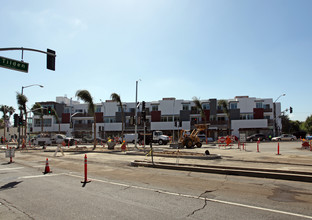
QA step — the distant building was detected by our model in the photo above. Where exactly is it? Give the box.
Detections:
[29,96,282,140]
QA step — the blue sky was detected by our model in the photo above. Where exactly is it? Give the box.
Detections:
[1,0,311,121]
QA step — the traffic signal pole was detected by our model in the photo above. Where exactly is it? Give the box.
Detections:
[0,47,56,71]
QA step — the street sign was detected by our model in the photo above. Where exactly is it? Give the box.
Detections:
[0,56,29,73]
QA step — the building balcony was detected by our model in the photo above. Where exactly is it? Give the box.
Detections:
[267,119,274,126]
[73,124,92,131]
[191,109,200,114]
[263,108,272,112]
[210,120,227,125]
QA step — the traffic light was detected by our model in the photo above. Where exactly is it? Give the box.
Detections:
[290,107,293,114]
[142,111,146,122]
[48,107,52,115]
[18,115,23,126]
[13,114,18,127]
[47,48,56,71]
[142,101,146,111]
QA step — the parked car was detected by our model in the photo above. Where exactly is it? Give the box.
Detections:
[271,134,297,141]
[246,133,267,142]
[123,134,138,144]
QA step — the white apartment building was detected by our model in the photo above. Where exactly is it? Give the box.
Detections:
[30,96,282,140]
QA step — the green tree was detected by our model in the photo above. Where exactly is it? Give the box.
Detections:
[111,93,124,142]
[51,108,61,133]
[193,97,208,143]
[218,99,230,135]
[16,93,28,138]
[76,90,97,150]
[0,105,15,141]
[303,115,312,134]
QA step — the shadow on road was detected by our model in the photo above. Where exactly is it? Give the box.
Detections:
[0,181,23,191]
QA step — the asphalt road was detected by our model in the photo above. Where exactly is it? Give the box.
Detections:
[1,146,312,220]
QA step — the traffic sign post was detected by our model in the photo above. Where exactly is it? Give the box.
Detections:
[0,47,56,72]
[0,56,29,73]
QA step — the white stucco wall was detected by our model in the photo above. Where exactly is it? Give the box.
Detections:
[231,119,268,137]
[151,121,190,131]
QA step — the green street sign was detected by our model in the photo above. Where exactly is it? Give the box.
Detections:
[0,56,29,73]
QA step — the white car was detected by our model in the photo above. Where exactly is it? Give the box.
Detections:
[272,134,297,141]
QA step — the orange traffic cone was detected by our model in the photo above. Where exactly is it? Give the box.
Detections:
[43,158,52,174]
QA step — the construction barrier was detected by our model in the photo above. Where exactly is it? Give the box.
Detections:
[81,154,91,186]
[121,141,127,152]
[277,142,281,155]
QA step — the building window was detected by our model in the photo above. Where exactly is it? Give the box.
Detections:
[104,117,116,123]
[64,107,70,113]
[152,105,158,111]
[217,116,227,121]
[182,104,189,111]
[240,114,254,120]
[256,102,263,108]
[34,118,52,127]
[96,106,102,112]
[264,104,270,110]
[202,103,210,110]
[174,116,180,122]
[160,116,174,122]
[230,103,237,109]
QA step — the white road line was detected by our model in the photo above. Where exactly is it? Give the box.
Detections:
[0,167,24,171]
[65,173,312,219]
[18,173,67,179]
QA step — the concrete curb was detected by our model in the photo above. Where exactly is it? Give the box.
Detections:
[131,160,312,183]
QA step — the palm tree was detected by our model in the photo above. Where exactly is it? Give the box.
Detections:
[0,105,15,142]
[76,90,97,150]
[51,108,61,133]
[31,103,44,133]
[16,93,28,138]
[111,93,124,142]
[193,97,208,143]
[218,99,230,135]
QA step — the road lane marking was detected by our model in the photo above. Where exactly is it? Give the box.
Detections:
[0,167,24,171]
[18,173,67,179]
[65,173,312,219]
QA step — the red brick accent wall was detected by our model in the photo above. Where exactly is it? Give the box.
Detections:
[253,108,264,119]
[95,112,104,123]
[62,113,70,123]
[151,111,161,122]
[203,110,210,121]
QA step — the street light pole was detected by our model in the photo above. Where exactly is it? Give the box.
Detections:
[135,80,139,148]
[18,84,44,148]
[273,94,285,137]
[100,99,106,139]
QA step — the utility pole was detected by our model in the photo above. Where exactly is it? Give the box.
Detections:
[134,80,139,148]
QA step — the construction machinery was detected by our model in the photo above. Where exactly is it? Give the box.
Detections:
[176,124,207,148]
